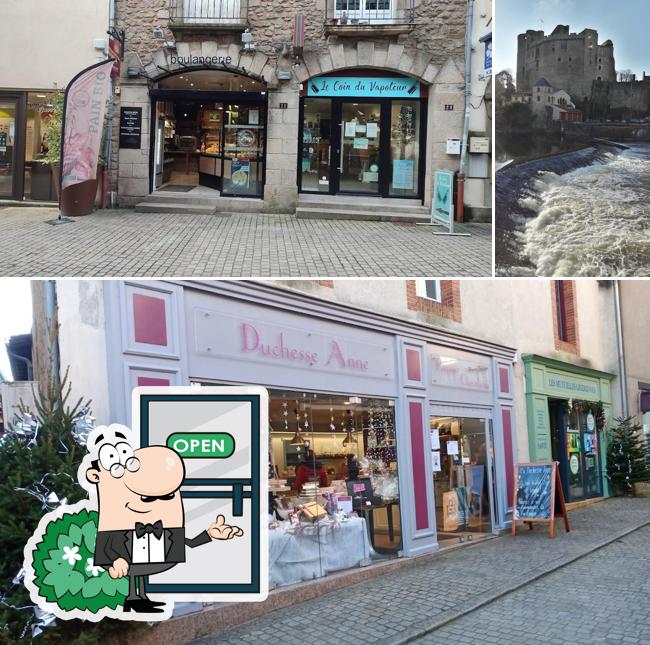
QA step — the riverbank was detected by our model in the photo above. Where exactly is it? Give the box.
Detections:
[495,141,622,274]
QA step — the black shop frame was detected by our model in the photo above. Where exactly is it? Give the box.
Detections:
[297,95,427,202]
[148,89,268,199]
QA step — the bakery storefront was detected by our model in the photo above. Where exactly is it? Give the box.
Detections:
[150,69,267,197]
[299,71,427,200]
[0,91,58,202]
[103,281,517,590]
[523,355,614,502]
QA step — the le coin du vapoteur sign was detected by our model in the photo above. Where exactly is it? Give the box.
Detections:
[307,75,420,98]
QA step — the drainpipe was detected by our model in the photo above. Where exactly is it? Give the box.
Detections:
[44,280,61,391]
[613,280,629,418]
[457,0,474,223]
[103,0,117,209]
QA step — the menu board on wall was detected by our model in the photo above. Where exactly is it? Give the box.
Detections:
[512,462,570,539]
[119,107,142,149]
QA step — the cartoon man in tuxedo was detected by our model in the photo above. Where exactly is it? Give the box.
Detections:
[85,427,243,614]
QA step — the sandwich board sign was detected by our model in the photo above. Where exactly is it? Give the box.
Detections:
[425,170,470,236]
[132,385,269,604]
[512,461,570,539]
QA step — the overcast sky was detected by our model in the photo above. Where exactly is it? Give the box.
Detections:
[0,279,33,380]
[497,0,650,75]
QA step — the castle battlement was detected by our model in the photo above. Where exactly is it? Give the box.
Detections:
[516,24,616,101]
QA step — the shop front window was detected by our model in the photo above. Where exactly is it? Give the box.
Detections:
[301,98,332,192]
[340,102,381,194]
[549,399,603,502]
[430,416,494,547]
[390,101,420,197]
[152,70,266,197]
[24,92,57,201]
[268,389,401,588]
[222,103,265,197]
[0,99,18,198]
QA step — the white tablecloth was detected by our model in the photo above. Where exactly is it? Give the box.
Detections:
[269,517,373,588]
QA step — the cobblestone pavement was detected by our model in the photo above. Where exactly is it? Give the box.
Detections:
[0,207,491,277]
[414,523,650,645]
[190,498,650,645]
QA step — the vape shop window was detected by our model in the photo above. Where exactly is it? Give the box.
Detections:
[267,389,401,587]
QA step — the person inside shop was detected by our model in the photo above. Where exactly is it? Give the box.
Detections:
[292,449,330,490]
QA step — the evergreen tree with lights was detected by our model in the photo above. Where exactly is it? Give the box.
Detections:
[607,417,650,495]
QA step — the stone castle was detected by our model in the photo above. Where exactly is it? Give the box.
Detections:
[516,25,616,102]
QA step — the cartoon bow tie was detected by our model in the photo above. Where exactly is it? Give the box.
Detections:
[135,520,164,539]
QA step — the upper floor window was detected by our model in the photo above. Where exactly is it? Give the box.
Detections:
[552,280,579,353]
[172,0,246,25]
[415,279,442,302]
[335,0,393,21]
[407,281,461,322]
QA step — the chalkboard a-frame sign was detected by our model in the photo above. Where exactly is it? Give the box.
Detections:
[512,462,570,539]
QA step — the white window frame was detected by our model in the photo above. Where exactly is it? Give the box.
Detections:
[334,0,394,23]
[182,0,241,23]
[415,279,442,303]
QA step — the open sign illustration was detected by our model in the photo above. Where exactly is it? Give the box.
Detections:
[23,386,268,622]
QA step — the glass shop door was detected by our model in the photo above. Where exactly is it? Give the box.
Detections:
[338,101,382,195]
[0,96,22,199]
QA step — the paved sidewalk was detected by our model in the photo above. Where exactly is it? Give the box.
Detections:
[415,523,650,645]
[0,207,491,277]
[190,498,650,645]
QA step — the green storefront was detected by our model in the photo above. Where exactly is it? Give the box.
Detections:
[523,355,615,502]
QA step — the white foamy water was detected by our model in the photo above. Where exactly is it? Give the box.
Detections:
[521,146,650,276]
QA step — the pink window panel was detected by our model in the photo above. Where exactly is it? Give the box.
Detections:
[406,348,422,382]
[137,376,171,387]
[408,401,429,530]
[499,366,510,394]
[133,293,168,347]
[502,407,515,508]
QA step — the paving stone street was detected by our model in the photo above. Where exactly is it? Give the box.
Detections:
[189,498,650,645]
[0,207,491,277]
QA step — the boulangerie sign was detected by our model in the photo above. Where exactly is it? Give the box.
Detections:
[61,60,114,190]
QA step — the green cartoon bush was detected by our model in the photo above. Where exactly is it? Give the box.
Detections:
[31,508,128,614]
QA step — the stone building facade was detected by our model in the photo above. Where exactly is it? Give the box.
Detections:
[590,77,650,120]
[516,25,616,103]
[108,0,479,215]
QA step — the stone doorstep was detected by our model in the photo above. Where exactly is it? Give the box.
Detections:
[117,535,500,645]
[565,496,607,512]
[0,199,57,208]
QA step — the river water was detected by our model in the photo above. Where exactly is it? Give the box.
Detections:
[500,144,650,276]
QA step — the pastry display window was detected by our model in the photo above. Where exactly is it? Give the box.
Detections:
[266,388,403,588]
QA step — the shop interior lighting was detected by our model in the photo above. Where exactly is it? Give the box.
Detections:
[342,409,358,446]
[289,407,305,446]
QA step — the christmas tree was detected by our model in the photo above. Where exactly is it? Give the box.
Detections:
[606,417,650,495]
[0,371,139,643]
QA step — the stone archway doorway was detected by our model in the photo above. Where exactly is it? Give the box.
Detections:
[150,68,268,199]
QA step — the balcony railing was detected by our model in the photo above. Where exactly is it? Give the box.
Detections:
[169,0,249,30]
[325,0,416,27]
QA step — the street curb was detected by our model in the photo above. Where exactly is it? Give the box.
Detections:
[388,517,650,644]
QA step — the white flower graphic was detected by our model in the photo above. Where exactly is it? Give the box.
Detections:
[61,545,82,566]
[85,557,102,577]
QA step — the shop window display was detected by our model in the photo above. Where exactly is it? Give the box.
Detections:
[268,389,401,588]
[430,416,495,548]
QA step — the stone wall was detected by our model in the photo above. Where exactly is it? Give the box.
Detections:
[516,25,616,102]
[110,0,469,210]
[590,80,650,120]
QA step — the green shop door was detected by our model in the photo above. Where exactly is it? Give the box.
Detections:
[549,399,602,502]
